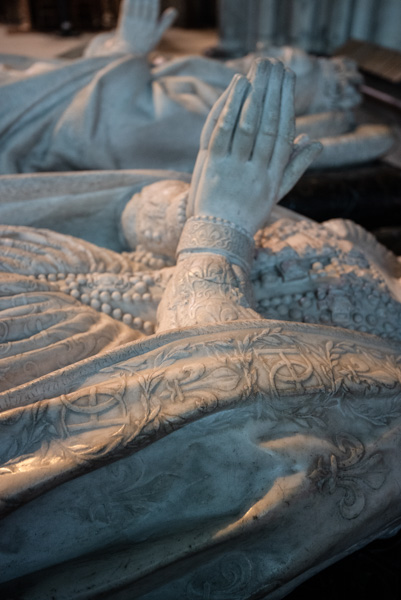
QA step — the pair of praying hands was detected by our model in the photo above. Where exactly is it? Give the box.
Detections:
[188,59,322,236]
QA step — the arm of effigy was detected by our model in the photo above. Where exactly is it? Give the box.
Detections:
[157,59,321,331]
[156,216,261,331]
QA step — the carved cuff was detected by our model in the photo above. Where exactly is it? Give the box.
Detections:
[177,215,255,273]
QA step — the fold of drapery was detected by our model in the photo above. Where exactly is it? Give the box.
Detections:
[0,170,191,250]
[1,307,401,598]
[0,52,236,175]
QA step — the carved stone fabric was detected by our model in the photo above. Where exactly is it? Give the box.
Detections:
[0,203,401,598]
[0,49,391,176]
[1,319,401,599]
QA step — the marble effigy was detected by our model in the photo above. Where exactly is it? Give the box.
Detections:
[0,0,394,175]
[2,178,401,341]
[1,58,401,600]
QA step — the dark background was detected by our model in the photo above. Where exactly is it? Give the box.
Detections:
[0,0,218,31]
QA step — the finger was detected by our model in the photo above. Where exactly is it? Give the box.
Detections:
[200,74,241,150]
[292,133,311,150]
[130,0,142,20]
[269,68,296,173]
[137,0,147,20]
[189,77,248,213]
[277,141,322,200]
[189,76,244,216]
[120,0,135,19]
[231,59,272,161]
[118,0,134,27]
[146,0,159,23]
[209,75,250,156]
[157,7,178,37]
[253,60,285,166]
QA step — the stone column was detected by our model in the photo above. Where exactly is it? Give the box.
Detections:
[289,0,320,52]
[327,0,355,52]
[375,0,401,50]
[256,0,278,50]
[351,0,376,42]
[217,0,248,55]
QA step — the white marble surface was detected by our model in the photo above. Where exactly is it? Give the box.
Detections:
[0,0,394,176]
[0,57,401,599]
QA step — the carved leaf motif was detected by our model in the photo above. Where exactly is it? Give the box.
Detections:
[73,471,180,526]
[153,343,192,368]
[187,552,253,600]
[209,364,243,392]
[309,434,387,520]
[0,402,53,467]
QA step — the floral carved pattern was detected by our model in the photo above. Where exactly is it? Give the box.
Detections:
[186,553,253,600]
[0,322,400,518]
[309,434,387,519]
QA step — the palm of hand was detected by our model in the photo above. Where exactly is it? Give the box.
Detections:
[117,0,177,55]
[193,154,277,233]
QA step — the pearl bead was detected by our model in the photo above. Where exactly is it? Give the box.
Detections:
[132,293,141,302]
[100,291,111,303]
[47,273,57,281]
[112,308,122,320]
[143,321,154,335]
[142,293,151,302]
[133,317,143,329]
[111,291,122,301]
[289,308,302,320]
[91,299,101,310]
[122,292,132,303]
[101,303,112,314]
[70,289,80,299]
[81,294,90,304]
[122,313,133,325]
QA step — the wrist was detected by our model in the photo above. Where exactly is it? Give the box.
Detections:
[177,215,255,273]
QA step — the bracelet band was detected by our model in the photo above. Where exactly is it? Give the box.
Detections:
[177,215,255,273]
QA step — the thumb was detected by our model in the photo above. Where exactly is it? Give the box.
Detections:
[157,7,178,38]
[278,141,322,201]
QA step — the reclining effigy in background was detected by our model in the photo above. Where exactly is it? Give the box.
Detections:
[0,0,394,175]
[1,59,401,600]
